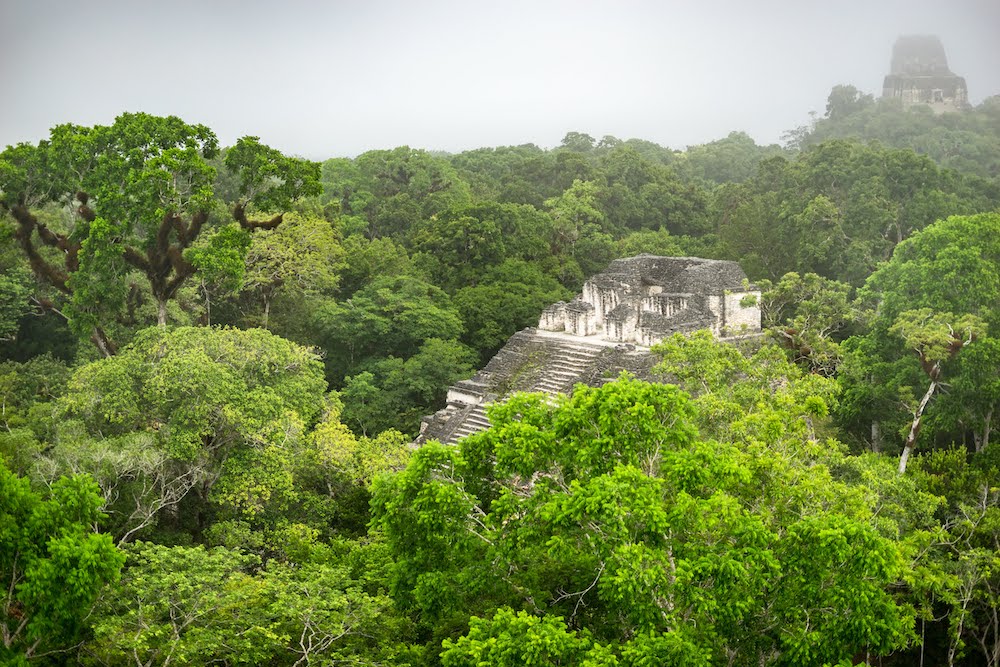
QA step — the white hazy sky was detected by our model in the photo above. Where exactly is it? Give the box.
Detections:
[2,0,999,159]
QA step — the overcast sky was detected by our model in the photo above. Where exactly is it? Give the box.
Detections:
[2,0,999,159]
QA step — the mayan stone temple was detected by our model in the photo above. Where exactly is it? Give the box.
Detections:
[881,35,969,113]
[416,255,761,445]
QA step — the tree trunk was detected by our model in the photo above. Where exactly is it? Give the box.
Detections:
[979,406,993,453]
[91,327,116,358]
[899,377,939,475]
[262,296,271,330]
[871,420,882,453]
[157,299,168,327]
[198,279,212,327]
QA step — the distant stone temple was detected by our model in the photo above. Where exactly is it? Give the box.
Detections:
[415,256,761,445]
[882,35,969,113]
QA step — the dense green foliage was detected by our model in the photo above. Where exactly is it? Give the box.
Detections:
[1,461,124,663]
[796,87,1000,181]
[1,95,999,665]
[373,376,914,665]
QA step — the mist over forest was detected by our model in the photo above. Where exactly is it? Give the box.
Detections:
[3,0,1000,155]
[2,2,1000,666]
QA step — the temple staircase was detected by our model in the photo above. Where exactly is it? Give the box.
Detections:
[438,336,607,445]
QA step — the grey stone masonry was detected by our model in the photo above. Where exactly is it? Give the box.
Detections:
[881,35,969,113]
[415,328,657,446]
[539,255,760,346]
[415,255,761,446]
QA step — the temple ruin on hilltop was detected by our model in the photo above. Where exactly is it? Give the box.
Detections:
[415,255,761,445]
[882,35,969,113]
[539,255,760,345]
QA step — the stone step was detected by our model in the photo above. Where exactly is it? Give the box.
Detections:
[452,424,485,437]
[438,338,609,445]
[538,381,574,391]
[551,355,589,363]
[550,359,588,368]
[552,351,594,361]
[548,358,597,370]
[552,349,602,361]
[449,423,487,439]
[441,403,496,445]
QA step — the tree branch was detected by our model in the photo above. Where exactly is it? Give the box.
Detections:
[10,205,72,293]
[233,202,283,230]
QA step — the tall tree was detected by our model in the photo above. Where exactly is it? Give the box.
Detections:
[323,147,471,241]
[239,212,344,328]
[890,310,984,473]
[0,114,320,353]
[87,541,407,667]
[50,326,327,540]
[839,213,1000,457]
[824,84,875,120]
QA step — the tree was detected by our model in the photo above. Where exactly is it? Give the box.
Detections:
[326,147,471,240]
[0,114,320,352]
[559,132,596,152]
[544,179,614,284]
[88,543,271,665]
[614,227,684,258]
[0,268,31,343]
[889,309,984,473]
[824,84,875,120]
[51,326,327,539]
[294,403,411,535]
[908,446,1000,666]
[678,131,786,185]
[453,260,572,361]
[545,179,604,250]
[409,202,554,292]
[312,274,465,382]
[86,541,406,666]
[839,213,1000,457]
[447,144,561,208]
[598,145,712,236]
[239,212,344,328]
[340,338,476,437]
[336,233,413,298]
[798,87,1000,180]
[652,330,842,462]
[0,460,124,663]
[372,375,914,664]
[442,608,615,666]
[184,222,251,326]
[716,141,995,286]
[756,271,855,375]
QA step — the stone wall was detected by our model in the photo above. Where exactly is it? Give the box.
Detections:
[538,255,760,346]
[722,291,762,336]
